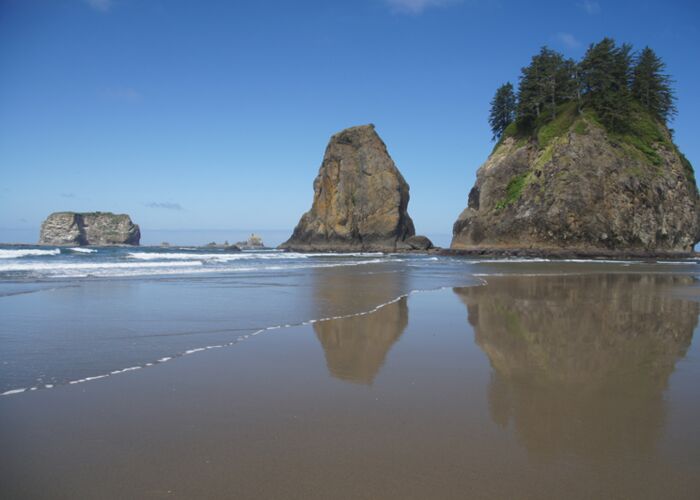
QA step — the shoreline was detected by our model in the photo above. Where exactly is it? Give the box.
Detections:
[441,246,699,260]
[0,282,484,399]
[3,240,698,260]
[2,271,699,499]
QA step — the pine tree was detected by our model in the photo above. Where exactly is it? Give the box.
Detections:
[516,47,574,127]
[632,47,676,123]
[488,82,517,140]
[516,60,543,126]
[568,60,584,113]
[579,38,633,131]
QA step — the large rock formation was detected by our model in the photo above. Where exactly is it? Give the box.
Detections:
[451,106,700,256]
[280,124,432,252]
[39,212,140,246]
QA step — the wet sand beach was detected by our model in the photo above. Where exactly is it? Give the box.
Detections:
[2,264,700,499]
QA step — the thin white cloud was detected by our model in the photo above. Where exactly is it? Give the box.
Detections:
[145,202,184,211]
[579,0,600,15]
[555,32,582,49]
[100,87,143,103]
[84,0,113,12]
[385,0,461,15]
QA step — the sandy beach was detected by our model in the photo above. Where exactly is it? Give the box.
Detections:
[2,264,700,499]
[4,1,700,497]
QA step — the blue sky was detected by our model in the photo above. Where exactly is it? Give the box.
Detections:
[1,0,699,246]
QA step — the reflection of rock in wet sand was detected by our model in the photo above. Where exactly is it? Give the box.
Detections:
[454,274,699,459]
[312,267,409,384]
[314,297,408,384]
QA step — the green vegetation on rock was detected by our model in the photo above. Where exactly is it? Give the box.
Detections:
[486,37,695,187]
[495,172,529,210]
[536,102,578,148]
[455,38,698,255]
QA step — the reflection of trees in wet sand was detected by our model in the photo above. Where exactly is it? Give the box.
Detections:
[314,297,408,384]
[454,274,699,459]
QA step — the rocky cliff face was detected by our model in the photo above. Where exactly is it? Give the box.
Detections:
[39,212,140,246]
[451,108,700,256]
[280,124,432,252]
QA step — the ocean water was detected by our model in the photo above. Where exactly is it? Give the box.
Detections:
[3,246,700,498]
[1,245,698,396]
[0,245,475,394]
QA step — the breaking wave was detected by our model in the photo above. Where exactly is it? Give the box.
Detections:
[0,248,61,259]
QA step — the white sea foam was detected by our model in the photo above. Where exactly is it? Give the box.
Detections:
[184,348,206,355]
[468,258,647,265]
[559,258,641,264]
[656,260,698,265]
[467,258,552,264]
[0,260,201,273]
[1,388,27,396]
[0,256,400,278]
[0,283,480,397]
[297,252,384,258]
[0,248,60,259]
[68,247,97,254]
[126,251,383,261]
[127,252,269,261]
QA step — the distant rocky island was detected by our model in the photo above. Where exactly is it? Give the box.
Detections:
[451,38,699,257]
[203,234,266,251]
[39,212,140,246]
[280,124,433,252]
[204,241,241,251]
[236,234,265,250]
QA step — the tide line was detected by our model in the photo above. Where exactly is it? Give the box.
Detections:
[0,278,486,398]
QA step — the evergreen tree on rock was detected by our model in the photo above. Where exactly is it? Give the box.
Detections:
[488,82,516,140]
[580,38,633,131]
[632,46,677,123]
[517,47,575,127]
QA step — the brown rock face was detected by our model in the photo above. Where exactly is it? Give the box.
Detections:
[39,212,140,246]
[280,124,430,252]
[451,119,700,256]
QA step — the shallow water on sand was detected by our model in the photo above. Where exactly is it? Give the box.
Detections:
[0,247,473,393]
[2,257,700,498]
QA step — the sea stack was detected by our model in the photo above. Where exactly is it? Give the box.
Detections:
[451,104,700,257]
[39,212,140,246]
[280,124,432,252]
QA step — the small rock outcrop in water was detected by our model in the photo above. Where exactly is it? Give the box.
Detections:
[451,105,700,256]
[39,212,140,246]
[235,234,265,250]
[280,124,432,252]
[205,241,241,252]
